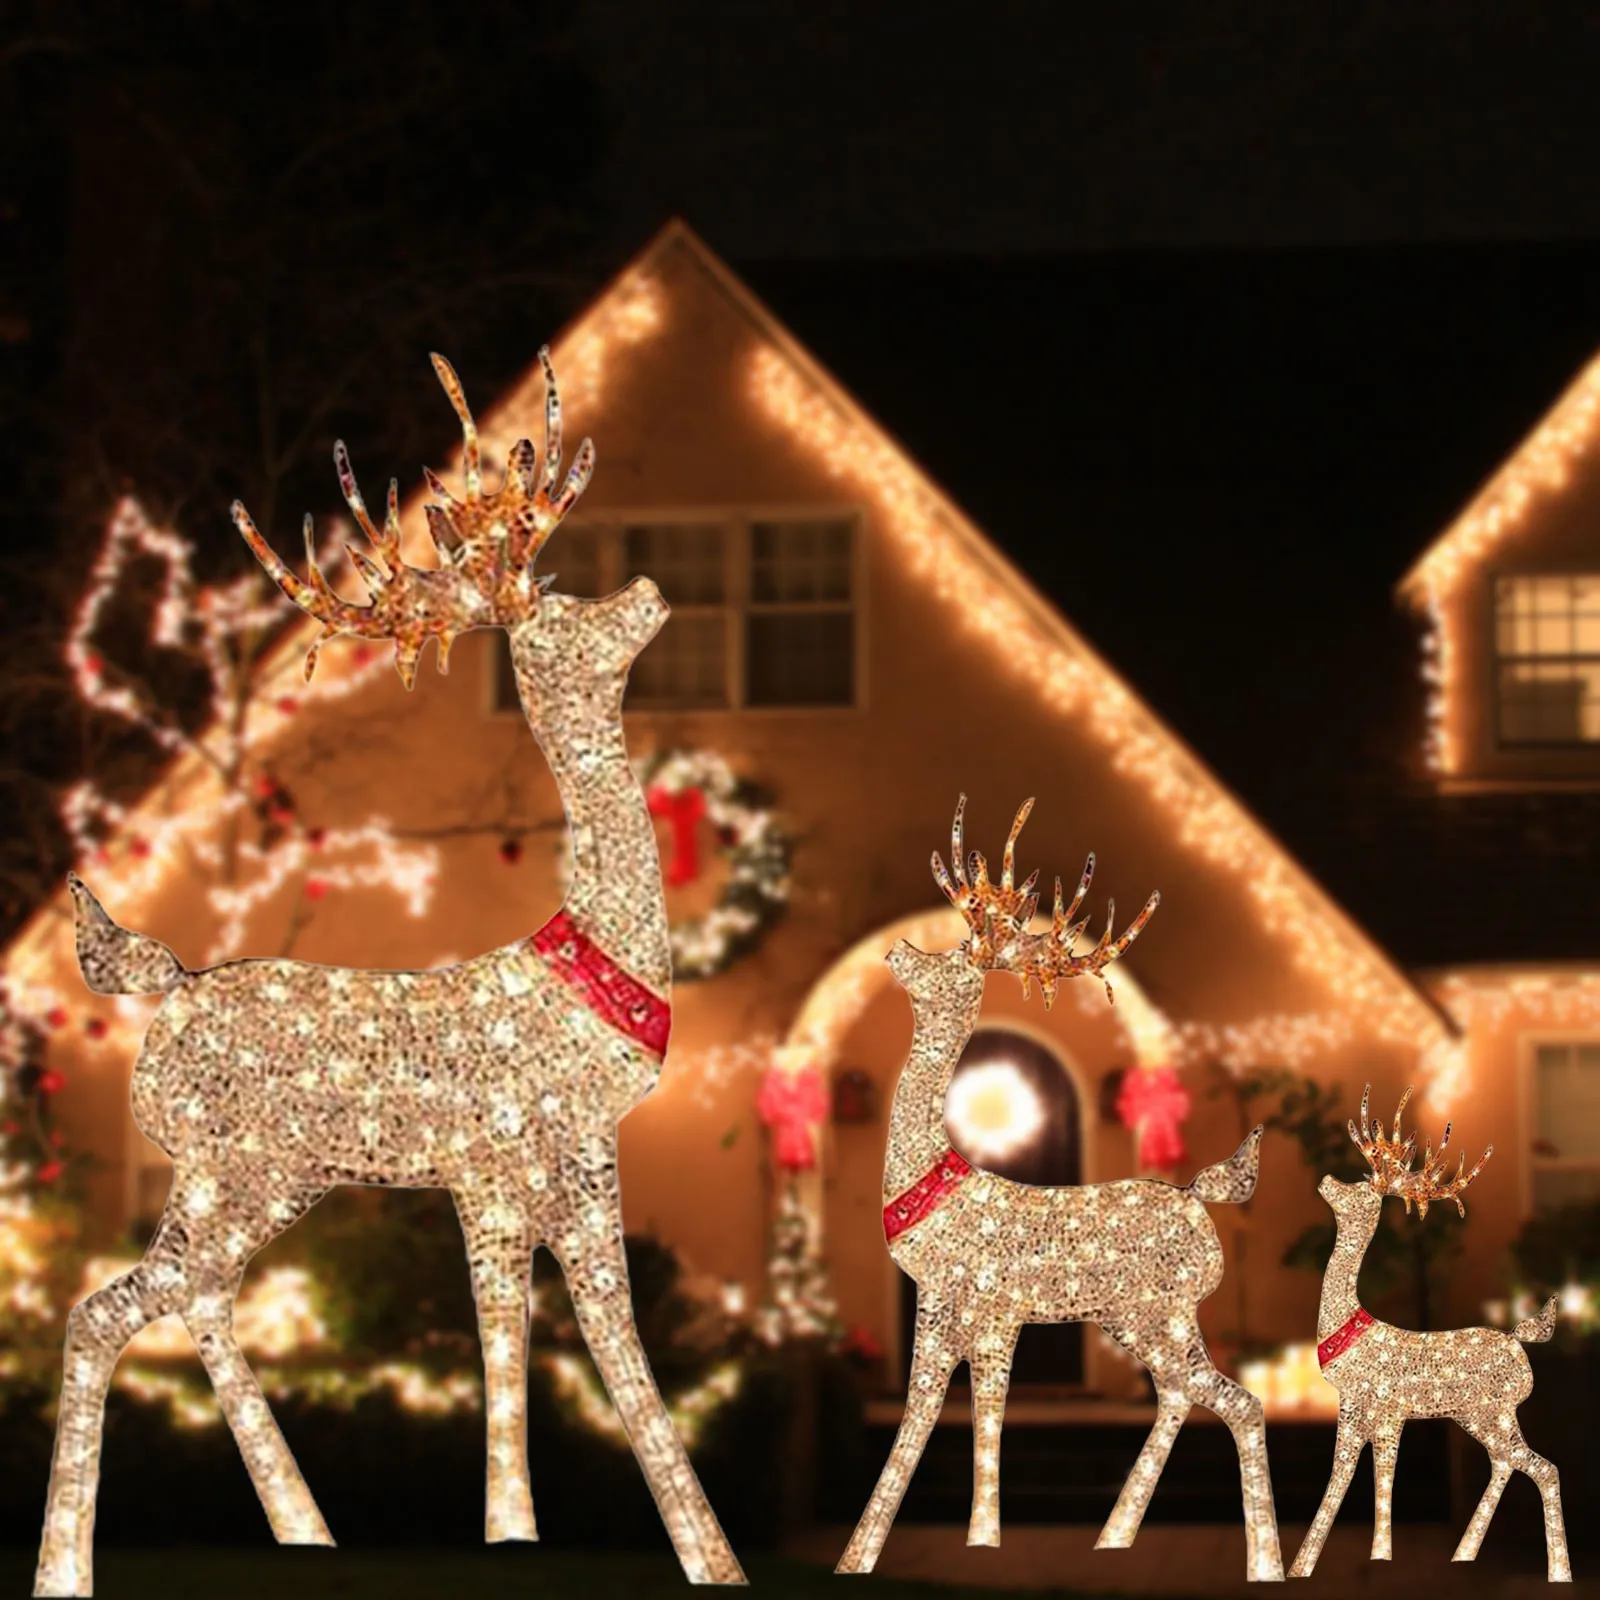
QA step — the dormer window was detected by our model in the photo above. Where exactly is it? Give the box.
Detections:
[1493,574,1600,745]
[491,511,861,713]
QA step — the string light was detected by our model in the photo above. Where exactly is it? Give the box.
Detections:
[1397,352,1600,776]
[747,347,1445,1054]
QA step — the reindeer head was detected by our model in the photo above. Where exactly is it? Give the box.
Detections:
[1319,1083,1492,1224]
[235,350,667,694]
[888,795,1159,1007]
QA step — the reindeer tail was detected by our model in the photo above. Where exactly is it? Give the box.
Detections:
[1185,1125,1264,1204]
[1513,1295,1559,1345]
[67,874,187,996]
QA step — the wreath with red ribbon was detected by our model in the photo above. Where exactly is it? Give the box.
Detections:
[640,749,792,982]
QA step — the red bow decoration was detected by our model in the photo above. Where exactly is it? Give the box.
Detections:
[756,1064,829,1172]
[1115,1064,1191,1172]
[648,783,707,886]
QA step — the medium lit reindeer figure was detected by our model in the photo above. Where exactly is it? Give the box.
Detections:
[35,352,746,1595]
[838,798,1284,1583]
[1289,1085,1569,1582]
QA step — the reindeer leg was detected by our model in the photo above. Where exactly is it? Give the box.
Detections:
[837,1292,959,1575]
[1289,1407,1364,1578]
[1451,1455,1511,1566]
[180,1176,333,1551]
[1454,1415,1571,1582]
[967,1320,1019,1547]
[452,1183,538,1543]
[35,1175,217,1597]
[1369,1425,1401,1560]
[1182,1353,1283,1581]
[1094,1356,1191,1551]
[551,1160,745,1584]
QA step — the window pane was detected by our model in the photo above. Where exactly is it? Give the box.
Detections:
[746,612,854,706]
[532,523,602,598]
[628,614,728,707]
[623,523,726,604]
[1537,1042,1600,1160]
[751,519,854,603]
[1497,663,1594,742]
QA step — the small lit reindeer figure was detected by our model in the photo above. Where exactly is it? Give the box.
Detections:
[1289,1086,1569,1582]
[838,798,1284,1583]
[34,353,746,1595]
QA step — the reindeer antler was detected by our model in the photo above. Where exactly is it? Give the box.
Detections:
[235,349,594,689]
[1349,1084,1492,1218]
[931,795,1159,1008]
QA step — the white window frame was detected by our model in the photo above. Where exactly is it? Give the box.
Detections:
[1490,570,1600,748]
[484,505,868,716]
[1518,1030,1600,1215]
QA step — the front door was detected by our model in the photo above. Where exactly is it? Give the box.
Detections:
[899,1025,1084,1387]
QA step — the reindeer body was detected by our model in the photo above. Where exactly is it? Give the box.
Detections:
[838,811,1282,1582]
[35,355,746,1596]
[1288,1091,1570,1582]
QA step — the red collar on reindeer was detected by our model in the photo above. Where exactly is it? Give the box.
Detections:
[1316,1307,1374,1369]
[884,1146,974,1242]
[529,910,671,1060]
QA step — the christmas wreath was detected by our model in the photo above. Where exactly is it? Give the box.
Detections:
[641,748,792,982]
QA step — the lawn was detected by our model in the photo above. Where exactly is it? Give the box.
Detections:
[0,1548,1115,1599]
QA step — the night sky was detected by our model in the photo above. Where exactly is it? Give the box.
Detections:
[6,2,1600,958]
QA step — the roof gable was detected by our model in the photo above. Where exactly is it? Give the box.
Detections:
[1398,348,1600,607]
[9,220,1451,1055]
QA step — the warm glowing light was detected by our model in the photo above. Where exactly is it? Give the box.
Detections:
[1239,1344,1338,1417]
[748,344,1446,1055]
[1398,351,1600,775]
[945,1058,1045,1161]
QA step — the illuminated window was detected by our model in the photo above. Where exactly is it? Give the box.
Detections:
[1530,1040,1600,1210]
[491,512,860,712]
[1493,575,1600,744]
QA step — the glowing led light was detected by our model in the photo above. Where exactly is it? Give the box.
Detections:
[840,801,1281,1583]
[747,344,1446,1056]
[33,352,743,1598]
[1398,352,1600,775]
[946,1058,1045,1162]
[1289,1087,1569,1582]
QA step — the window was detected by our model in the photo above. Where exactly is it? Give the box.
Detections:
[491,511,861,712]
[1529,1040,1600,1210]
[1494,575,1600,744]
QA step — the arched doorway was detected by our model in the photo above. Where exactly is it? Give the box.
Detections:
[898,1024,1085,1387]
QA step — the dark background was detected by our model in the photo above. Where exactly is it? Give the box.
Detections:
[6,0,1600,960]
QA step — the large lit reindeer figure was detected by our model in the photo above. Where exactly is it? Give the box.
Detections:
[35,352,746,1595]
[1289,1086,1569,1582]
[838,798,1284,1583]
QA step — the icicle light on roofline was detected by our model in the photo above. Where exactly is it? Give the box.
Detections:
[747,348,1444,1053]
[1401,353,1600,776]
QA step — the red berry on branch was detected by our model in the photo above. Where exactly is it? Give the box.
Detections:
[84,1019,108,1041]
[36,1160,63,1184]
[84,652,103,676]
[499,838,523,865]
[276,696,299,715]
[304,877,328,901]
[37,1069,66,1094]
[353,644,374,666]
[129,835,150,858]
[307,826,326,850]
[253,774,278,799]
[45,1007,68,1030]
[269,805,295,826]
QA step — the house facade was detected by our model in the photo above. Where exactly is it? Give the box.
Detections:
[8,222,1595,1409]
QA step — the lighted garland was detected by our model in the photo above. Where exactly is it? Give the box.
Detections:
[640,749,792,982]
